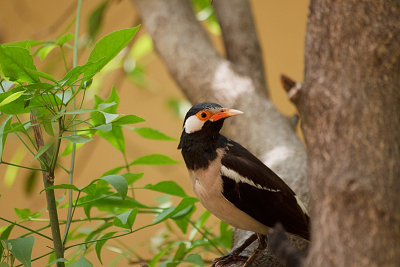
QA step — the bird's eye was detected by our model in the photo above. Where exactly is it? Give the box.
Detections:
[196,110,211,121]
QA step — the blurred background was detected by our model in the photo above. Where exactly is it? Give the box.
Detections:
[0,0,308,265]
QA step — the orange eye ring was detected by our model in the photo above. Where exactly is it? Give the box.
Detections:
[196,110,211,121]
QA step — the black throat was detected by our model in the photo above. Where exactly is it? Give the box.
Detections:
[178,131,228,170]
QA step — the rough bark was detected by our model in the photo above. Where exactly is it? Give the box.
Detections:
[132,0,308,266]
[298,0,400,266]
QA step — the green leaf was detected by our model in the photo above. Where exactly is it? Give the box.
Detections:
[1,237,34,267]
[132,127,175,140]
[92,88,126,153]
[60,64,92,86]
[92,123,112,132]
[63,109,97,115]
[98,102,116,110]
[173,243,187,262]
[0,46,40,83]
[88,1,108,42]
[183,254,204,266]
[98,127,125,153]
[130,154,179,165]
[71,256,93,267]
[101,166,124,176]
[113,208,138,229]
[0,80,14,91]
[219,221,232,249]
[47,258,68,266]
[31,141,54,162]
[112,114,145,126]
[37,44,56,60]
[100,111,119,124]
[2,40,43,50]
[100,175,128,200]
[40,184,79,193]
[144,181,187,197]
[122,172,144,185]
[63,135,93,143]
[56,33,74,46]
[0,115,12,159]
[14,208,41,220]
[171,204,194,219]
[0,225,14,259]
[153,197,197,224]
[0,90,29,114]
[60,142,84,157]
[0,91,25,108]
[30,70,57,83]
[130,34,153,60]
[83,26,140,80]
[95,232,116,264]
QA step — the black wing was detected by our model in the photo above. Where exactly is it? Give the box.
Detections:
[221,139,310,240]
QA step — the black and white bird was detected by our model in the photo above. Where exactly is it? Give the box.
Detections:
[178,103,309,266]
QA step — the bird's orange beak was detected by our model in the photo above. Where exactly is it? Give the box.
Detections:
[210,108,243,121]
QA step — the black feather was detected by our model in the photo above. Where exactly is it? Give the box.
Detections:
[221,140,310,240]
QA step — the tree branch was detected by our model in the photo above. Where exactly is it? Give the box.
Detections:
[281,74,302,105]
[213,0,267,95]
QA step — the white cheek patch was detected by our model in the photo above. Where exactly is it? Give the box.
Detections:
[184,115,205,134]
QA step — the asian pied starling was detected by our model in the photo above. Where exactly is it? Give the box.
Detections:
[178,103,310,266]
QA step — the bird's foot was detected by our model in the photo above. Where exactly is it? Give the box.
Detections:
[212,233,258,266]
[212,253,248,266]
[241,234,268,267]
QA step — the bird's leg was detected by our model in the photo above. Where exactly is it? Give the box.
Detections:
[242,234,267,267]
[212,233,258,267]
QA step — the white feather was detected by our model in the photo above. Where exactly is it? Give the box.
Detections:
[221,166,281,192]
[295,195,309,216]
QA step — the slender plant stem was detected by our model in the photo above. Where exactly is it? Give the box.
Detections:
[14,132,36,156]
[63,0,82,246]
[65,223,157,250]
[0,161,45,171]
[15,115,37,150]
[187,219,226,255]
[0,81,6,92]
[60,46,69,72]
[0,217,53,241]
[20,224,51,238]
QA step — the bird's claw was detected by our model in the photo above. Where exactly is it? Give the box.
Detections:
[212,253,248,266]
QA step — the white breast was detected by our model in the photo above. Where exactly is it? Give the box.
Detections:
[187,149,270,234]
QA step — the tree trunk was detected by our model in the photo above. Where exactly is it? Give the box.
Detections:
[298,0,400,266]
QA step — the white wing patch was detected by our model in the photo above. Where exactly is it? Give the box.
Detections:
[220,166,281,192]
[184,115,205,134]
[295,195,309,216]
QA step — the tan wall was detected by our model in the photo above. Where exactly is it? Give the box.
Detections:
[0,0,308,265]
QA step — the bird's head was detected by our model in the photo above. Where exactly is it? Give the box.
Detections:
[178,103,243,148]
